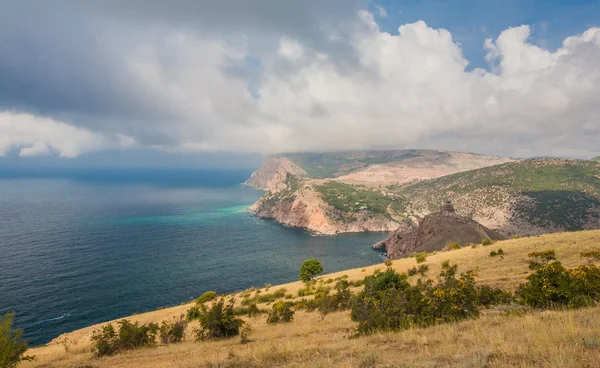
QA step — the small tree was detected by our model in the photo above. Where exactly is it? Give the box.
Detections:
[0,312,34,368]
[299,259,324,282]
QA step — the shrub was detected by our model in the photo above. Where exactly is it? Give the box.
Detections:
[384,259,393,267]
[293,298,318,311]
[159,315,187,344]
[190,298,245,341]
[91,320,159,357]
[489,251,497,257]
[234,303,265,317]
[297,283,316,297]
[407,264,429,278]
[415,252,427,264]
[497,248,504,256]
[266,301,295,324]
[241,288,287,305]
[445,242,461,251]
[299,259,324,282]
[240,324,252,344]
[0,312,34,368]
[315,279,353,317]
[481,238,492,246]
[477,286,514,306]
[517,250,600,308]
[196,291,218,305]
[350,263,480,335]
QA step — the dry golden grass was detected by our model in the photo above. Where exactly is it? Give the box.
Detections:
[23,230,600,368]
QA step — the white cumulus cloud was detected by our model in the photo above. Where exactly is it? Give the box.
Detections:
[2,8,600,158]
[0,112,134,157]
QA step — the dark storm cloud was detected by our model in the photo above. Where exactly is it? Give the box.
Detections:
[0,0,364,140]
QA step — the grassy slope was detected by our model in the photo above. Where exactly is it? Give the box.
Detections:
[592,156,600,162]
[314,181,405,220]
[310,158,600,231]
[396,159,600,230]
[283,150,423,178]
[25,230,600,368]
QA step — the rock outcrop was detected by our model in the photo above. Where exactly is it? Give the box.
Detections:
[244,157,306,190]
[375,204,505,259]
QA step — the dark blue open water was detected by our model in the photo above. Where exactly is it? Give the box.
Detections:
[0,169,386,346]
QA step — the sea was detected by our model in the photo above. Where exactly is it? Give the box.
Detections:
[0,169,387,346]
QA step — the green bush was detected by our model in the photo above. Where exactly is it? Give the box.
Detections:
[159,315,187,344]
[407,264,429,278]
[477,286,514,306]
[350,263,480,335]
[241,288,287,306]
[0,312,34,368]
[189,298,245,341]
[384,259,393,267]
[91,320,159,357]
[196,291,217,305]
[234,303,265,317]
[415,252,427,264]
[517,250,600,308]
[315,279,354,317]
[266,301,295,324]
[297,283,316,297]
[481,238,492,246]
[300,259,324,282]
[293,298,318,311]
[446,242,461,251]
[489,251,497,257]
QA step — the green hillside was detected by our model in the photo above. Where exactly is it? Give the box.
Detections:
[592,156,600,162]
[394,159,600,231]
[282,150,425,178]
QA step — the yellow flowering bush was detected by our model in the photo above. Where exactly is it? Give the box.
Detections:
[517,250,600,308]
[350,262,482,335]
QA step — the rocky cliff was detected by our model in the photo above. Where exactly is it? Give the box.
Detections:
[249,170,399,234]
[244,157,306,190]
[374,208,505,259]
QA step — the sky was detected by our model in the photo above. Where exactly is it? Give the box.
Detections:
[1,0,600,168]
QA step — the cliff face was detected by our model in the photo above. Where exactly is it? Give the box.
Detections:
[374,211,505,259]
[244,157,306,190]
[250,170,399,234]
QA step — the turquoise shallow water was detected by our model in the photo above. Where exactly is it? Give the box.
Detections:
[0,170,387,345]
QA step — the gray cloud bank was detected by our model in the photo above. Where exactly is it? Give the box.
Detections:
[1,1,599,158]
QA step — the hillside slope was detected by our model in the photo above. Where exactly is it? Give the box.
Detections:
[396,158,600,237]
[24,230,600,368]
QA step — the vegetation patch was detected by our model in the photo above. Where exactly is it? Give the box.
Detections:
[188,298,245,341]
[0,312,34,368]
[315,181,404,219]
[91,320,159,357]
